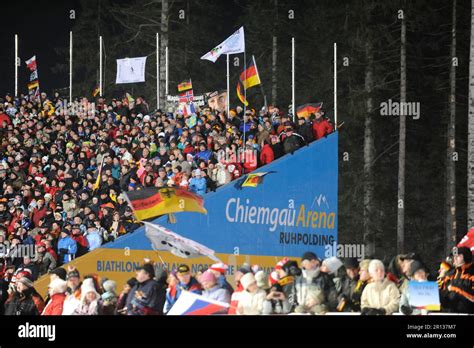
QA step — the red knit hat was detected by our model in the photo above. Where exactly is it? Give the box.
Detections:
[209,262,228,275]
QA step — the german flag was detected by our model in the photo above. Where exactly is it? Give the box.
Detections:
[178,79,193,92]
[27,81,39,90]
[236,56,261,106]
[296,103,323,119]
[241,172,273,188]
[124,187,207,221]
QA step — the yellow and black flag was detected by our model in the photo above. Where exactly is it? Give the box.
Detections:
[124,187,207,221]
[236,56,261,106]
[92,86,100,97]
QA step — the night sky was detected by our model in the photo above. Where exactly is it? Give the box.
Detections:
[0,0,80,96]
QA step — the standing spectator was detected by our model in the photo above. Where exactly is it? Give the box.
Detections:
[259,140,275,166]
[361,260,400,315]
[296,117,314,144]
[281,125,306,155]
[189,169,207,196]
[42,278,68,315]
[126,263,165,315]
[228,265,252,315]
[57,229,77,265]
[311,109,334,140]
[34,242,57,277]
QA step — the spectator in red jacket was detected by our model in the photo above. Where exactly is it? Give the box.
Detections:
[312,109,334,140]
[260,140,275,166]
[42,278,67,315]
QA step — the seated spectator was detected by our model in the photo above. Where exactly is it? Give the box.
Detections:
[439,247,473,314]
[361,260,400,315]
[165,264,201,313]
[199,270,231,309]
[236,273,267,315]
[399,261,430,315]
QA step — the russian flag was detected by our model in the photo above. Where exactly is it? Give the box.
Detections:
[167,291,230,315]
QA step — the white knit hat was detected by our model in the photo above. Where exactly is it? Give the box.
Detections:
[81,278,99,302]
[322,257,343,275]
[240,272,256,290]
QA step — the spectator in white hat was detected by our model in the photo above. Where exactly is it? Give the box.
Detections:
[236,273,266,315]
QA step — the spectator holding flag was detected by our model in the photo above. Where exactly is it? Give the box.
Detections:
[164,264,202,313]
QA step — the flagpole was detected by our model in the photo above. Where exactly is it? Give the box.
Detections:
[69,31,73,104]
[14,34,18,98]
[291,37,295,123]
[334,42,337,127]
[156,33,160,110]
[165,46,169,98]
[226,54,230,117]
[243,50,247,145]
[99,36,103,97]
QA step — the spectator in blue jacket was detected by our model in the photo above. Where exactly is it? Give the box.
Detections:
[57,230,77,265]
[195,143,212,162]
[189,169,207,196]
[164,264,202,313]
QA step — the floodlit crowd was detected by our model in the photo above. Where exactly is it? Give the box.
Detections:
[0,90,337,315]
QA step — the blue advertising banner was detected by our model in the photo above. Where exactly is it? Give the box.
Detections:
[104,132,339,258]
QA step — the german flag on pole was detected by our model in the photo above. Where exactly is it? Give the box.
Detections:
[296,102,323,119]
[124,187,207,221]
[236,56,261,106]
[240,172,273,188]
[27,81,39,90]
[178,79,193,92]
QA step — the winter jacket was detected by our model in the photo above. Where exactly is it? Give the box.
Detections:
[237,289,267,315]
[293,270,338,311]
[337,278,367,312]
[439,262,474,313]
[62,289,82,315]
[361,278,400,315]
[259,144,275,166]
[165,277,202,313]
[312,118,334,140]
[282,133,306,154]
[42,293,67,315]
[57,236,77,264]
[36,251,57,276]
[4,289,39,316]
[126,278,166,315]
[202,286,231,311]
[296,123,314,144]
[189,177,207,196]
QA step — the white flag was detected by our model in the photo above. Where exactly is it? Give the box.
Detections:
[201,26,245,63]
[144,222,220,261]
[116,56,147,84]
